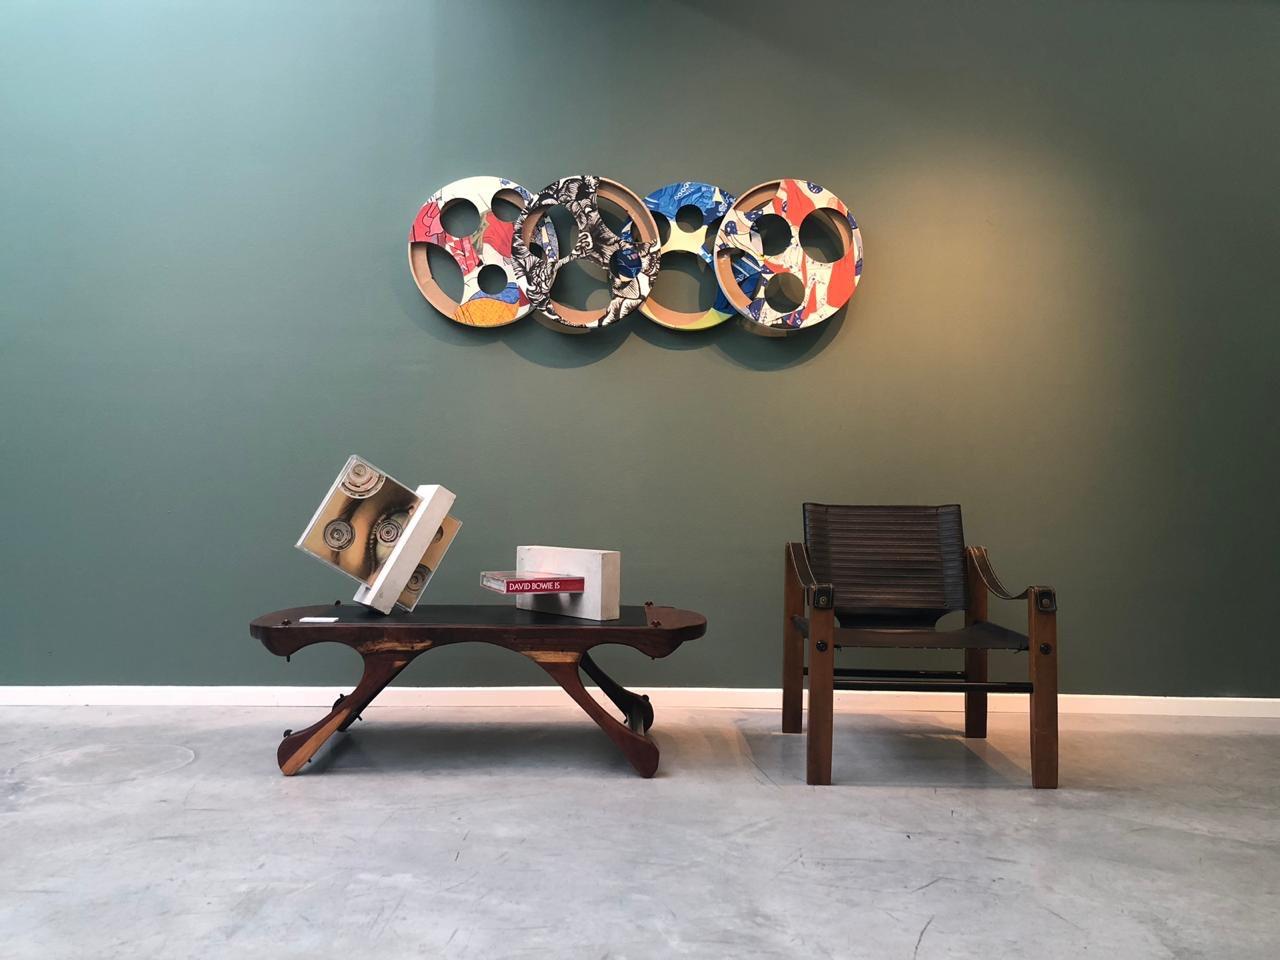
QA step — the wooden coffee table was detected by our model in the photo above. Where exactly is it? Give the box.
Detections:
[250,602,705,778]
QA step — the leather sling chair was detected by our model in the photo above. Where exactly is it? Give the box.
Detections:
[783,504,1058,787]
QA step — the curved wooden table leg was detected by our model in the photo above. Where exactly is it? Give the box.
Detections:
[532,652,660,778]
[580,650,654,733]
[336,658,410,732]
[277,653,411,775]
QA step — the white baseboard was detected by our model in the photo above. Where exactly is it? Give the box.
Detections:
[0,686,1277,718]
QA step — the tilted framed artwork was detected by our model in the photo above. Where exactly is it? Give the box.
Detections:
[296,456,460,614]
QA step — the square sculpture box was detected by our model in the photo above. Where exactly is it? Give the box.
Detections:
[515,546,620,621]
[295,455,458,614]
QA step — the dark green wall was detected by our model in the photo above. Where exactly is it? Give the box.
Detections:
[3,1,1277,694]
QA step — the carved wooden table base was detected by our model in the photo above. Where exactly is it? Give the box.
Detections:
[250,603,705,778]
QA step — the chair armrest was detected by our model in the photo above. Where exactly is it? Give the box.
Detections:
[786,541,835,610]
[967,546,1056,613]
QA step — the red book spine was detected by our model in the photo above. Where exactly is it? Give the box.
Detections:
[501,577,585,594]
[481,571,587,595]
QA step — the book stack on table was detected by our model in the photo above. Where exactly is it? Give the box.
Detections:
[487,547,620,621]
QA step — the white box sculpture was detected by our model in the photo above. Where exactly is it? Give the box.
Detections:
[515,545,620,622]
[296,456,460,614]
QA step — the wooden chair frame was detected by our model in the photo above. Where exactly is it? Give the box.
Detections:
[783,541,1058,788]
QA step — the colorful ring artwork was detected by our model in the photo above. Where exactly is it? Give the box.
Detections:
[712,179,863,337]
[626,181,739,331]
[408,176,559,327]
[511,175,661,333]
[408,175,861,336]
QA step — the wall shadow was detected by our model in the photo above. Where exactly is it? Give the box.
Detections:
[399,228,849,370]
[400,265,846,370]
[631,316,738,352]
[502,314,633,368]
[396,269,498,349]
[714,304,848,371]
[396,270,633,367]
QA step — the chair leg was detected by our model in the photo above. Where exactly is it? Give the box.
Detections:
[1028,592,1059,789]
[782,546,804,733]
[963,558,990,740]
[806,607,835,785]
[964,648,988,738]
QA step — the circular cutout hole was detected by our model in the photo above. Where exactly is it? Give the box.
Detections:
[799,209,847,264]
[652,212,671,246]
[440,199,480,237]
[477,264,508,294]
[752,213,792,256]
[544,204,578,253]
[490,189,525,223]
[619,211,669,246]
[595,195,630,237]
[425,244,464,302]
[764,272,805,312]
[701,216,723,257]
[674,204,704,233]
[519,207,559,260]
[609,247,642,279]
[726,249,765,299]
[649,251,719,316]
[550,258,611,313]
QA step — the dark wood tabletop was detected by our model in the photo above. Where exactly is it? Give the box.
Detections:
[252,603,705,659]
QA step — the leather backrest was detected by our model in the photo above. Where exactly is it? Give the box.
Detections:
[802,503,968,628]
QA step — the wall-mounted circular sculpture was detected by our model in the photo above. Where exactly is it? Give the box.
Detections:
[408,176,559,327]
[625,181,740,331]
[712,179,863,337]
[511,175,661,333]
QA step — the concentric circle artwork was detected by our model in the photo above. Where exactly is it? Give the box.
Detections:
[340,457,384,498]
[511,175,661,333]
[626,181,743,331]
[712,179,863,336]
[322,518,354,551]
[404,564,430,594]
[375,516,403,545]
[372,509,409,565]
[408,176,559,327]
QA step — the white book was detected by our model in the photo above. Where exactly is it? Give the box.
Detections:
[514,546,620,621]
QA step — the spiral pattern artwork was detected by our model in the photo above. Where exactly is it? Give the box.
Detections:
[322,518,354,551]
[340,458,384,499]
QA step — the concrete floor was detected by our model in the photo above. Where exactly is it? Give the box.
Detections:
[2,704,1278,959]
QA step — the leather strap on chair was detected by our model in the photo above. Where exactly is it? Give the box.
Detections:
[788,541,834,610]
[969,546,1056,611]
